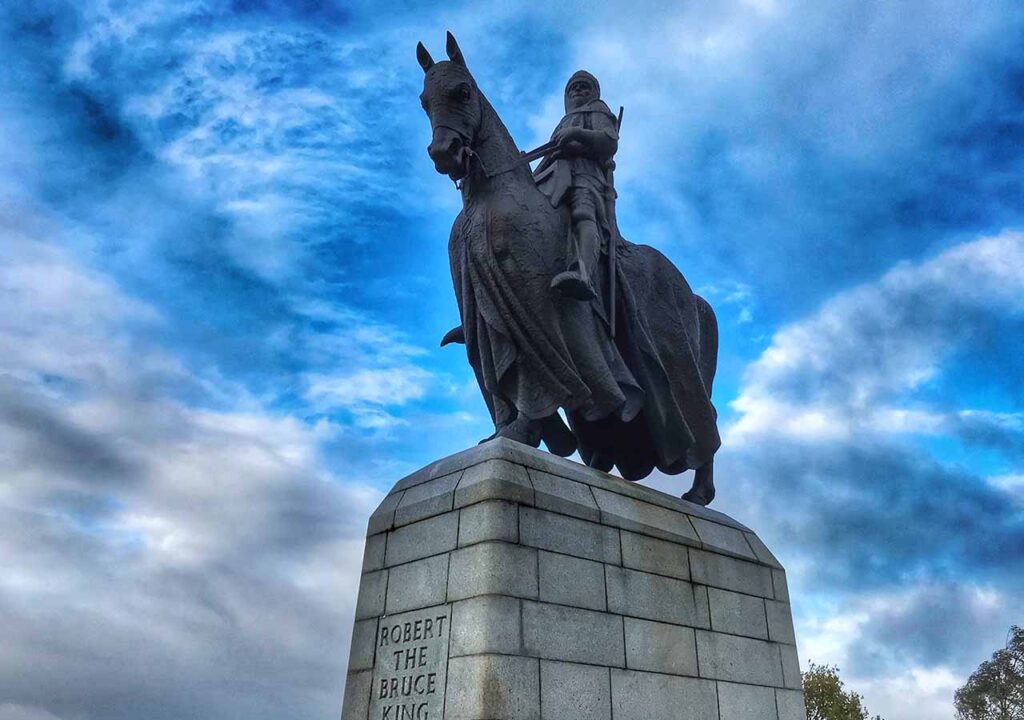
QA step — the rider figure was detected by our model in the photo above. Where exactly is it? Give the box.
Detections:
[534,71,619,301]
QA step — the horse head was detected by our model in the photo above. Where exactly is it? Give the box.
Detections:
[417,32,483,181]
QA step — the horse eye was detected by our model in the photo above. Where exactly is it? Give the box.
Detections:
[459,86,471,102]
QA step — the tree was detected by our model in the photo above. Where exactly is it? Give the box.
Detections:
[803,662,883,720]
[955,626,1024,720]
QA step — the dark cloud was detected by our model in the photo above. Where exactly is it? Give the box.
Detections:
[718,440,1024,592]
[845,581,1021,674]
[0,378,139,487]
[951,412,1024,463]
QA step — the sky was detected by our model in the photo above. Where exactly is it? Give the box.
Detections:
[0,1,1022,719]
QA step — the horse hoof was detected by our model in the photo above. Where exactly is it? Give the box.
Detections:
[682,488,713,506]
[495,416,542,447]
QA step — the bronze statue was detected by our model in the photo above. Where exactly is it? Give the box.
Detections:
[418,33,720,505]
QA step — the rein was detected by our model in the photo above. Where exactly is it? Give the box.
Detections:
[435,122,552,191]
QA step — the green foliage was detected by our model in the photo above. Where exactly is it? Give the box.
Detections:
[803,663,883,720]
[955,626,1024,720]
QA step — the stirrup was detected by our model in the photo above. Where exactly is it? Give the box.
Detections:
[551,271,596,300]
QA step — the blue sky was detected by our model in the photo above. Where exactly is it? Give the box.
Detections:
[1,2,1022,719]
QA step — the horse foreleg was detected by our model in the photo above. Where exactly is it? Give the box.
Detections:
[494,414,543,447]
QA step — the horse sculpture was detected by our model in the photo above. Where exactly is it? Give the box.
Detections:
[417,33,721,504]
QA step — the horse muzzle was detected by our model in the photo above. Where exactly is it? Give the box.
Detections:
[428,127,469,181]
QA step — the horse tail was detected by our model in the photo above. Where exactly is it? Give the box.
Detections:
[694,294,719,399]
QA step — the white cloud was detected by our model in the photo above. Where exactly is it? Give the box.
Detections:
[305,367,431,409]
[727,231,1024,445]
[0,705,67,720]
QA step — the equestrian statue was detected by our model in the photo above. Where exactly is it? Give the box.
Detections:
[418,33,720,505]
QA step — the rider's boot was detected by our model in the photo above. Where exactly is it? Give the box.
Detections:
[552,220,600,301]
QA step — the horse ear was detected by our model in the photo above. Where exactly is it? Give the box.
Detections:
[446,31,466,67]
[416,42,434,72]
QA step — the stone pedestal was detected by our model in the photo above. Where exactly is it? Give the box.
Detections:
[341,439,805,720]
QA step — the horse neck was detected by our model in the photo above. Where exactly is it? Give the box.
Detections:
[462,96,535,204]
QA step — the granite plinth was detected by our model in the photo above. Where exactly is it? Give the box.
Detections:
[341,438,804,720]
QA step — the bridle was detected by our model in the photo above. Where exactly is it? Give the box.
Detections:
[431,110,530,191]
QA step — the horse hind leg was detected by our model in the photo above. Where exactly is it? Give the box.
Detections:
[682,460,715,506]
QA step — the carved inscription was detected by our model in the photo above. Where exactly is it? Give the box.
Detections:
[369,605,451,720]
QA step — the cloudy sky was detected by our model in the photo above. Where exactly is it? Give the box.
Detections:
[1,1,1022,719]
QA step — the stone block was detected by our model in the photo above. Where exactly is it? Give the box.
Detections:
[527,468,600,522]
[690,517,758,561]
[355,569,387,620]
[744,532,783,569]
[708,587,768,639]
[394,471,460,526]
[455,459,534,508]
[780,643,802,689]
[591,487,700,546]
[447,541,538,601]
[605,566,701,627]
[624,618,698,676]
[385,555,448,614]
[522,601,625,666]
[610,670,718,720]
[690,549,774,597]
[341,669,372,720]
[361,533,386,573]
[776,689,807,720]
[695,630,783,686]
[620,531,690,580]
[390,440,516,494]
[348,618,378,672]
[367,492,404,535]
[694,584,711,629]
[459,500,519,546]
[772,569,790,602]
[766,600,797,645]
[538,551,606,611]
[520,507,620,564]
[501,439,603,487]
[450,595,522,657]
[717,681,778,720]
[540,661,611,720]
[385,511,459,567]
[445,654,540,720]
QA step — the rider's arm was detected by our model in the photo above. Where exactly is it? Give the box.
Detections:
[557,118,617,160]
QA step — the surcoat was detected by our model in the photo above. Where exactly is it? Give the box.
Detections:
[534,99,619,234]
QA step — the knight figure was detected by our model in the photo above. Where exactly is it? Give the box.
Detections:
[534,71,620,302]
